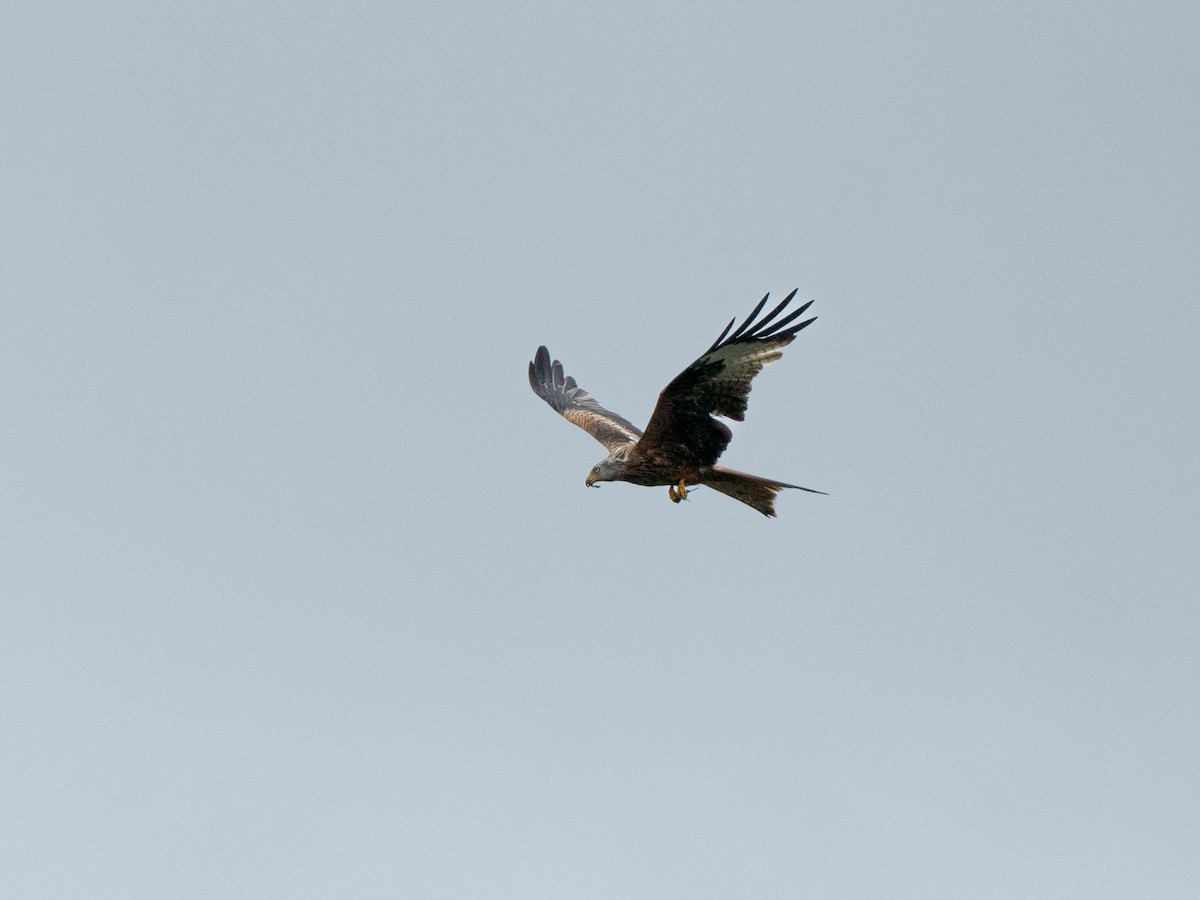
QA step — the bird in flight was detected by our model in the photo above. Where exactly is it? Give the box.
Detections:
[528,290,825,517]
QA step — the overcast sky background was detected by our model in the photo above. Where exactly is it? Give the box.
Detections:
[3,3,1198,897]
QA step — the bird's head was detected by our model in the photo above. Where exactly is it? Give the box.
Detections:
[585,457,622,487]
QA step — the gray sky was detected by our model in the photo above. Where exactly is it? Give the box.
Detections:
[3,3,1198,897]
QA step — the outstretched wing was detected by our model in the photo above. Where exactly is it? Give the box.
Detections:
[638,290,816,468]
[528,345,643,452]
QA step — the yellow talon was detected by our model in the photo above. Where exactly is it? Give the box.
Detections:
[668,479,690,504]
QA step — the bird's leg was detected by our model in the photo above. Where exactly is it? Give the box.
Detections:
[668,477,691,504]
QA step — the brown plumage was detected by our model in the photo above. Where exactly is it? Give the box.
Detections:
[528,290,825,516]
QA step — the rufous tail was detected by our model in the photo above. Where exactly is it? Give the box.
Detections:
[703,465,826,517]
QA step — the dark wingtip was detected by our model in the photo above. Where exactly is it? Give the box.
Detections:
[713,291,819,348]
[706,316,738,353]
[750,289,797,335]
[729,293,770,341]
[530,346,553,392]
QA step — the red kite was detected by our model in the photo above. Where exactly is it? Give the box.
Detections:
[529,290,825,516]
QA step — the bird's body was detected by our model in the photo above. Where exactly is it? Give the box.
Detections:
[528,290,824,517]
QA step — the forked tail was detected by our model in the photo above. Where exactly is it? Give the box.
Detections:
[703,465,826,517]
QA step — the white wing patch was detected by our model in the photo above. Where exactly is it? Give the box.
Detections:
[701,341,787,371]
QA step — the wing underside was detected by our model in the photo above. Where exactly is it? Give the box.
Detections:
[528,345,642,452]
[637,290,816,467]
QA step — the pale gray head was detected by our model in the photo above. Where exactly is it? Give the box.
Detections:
[585,455,626,487]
